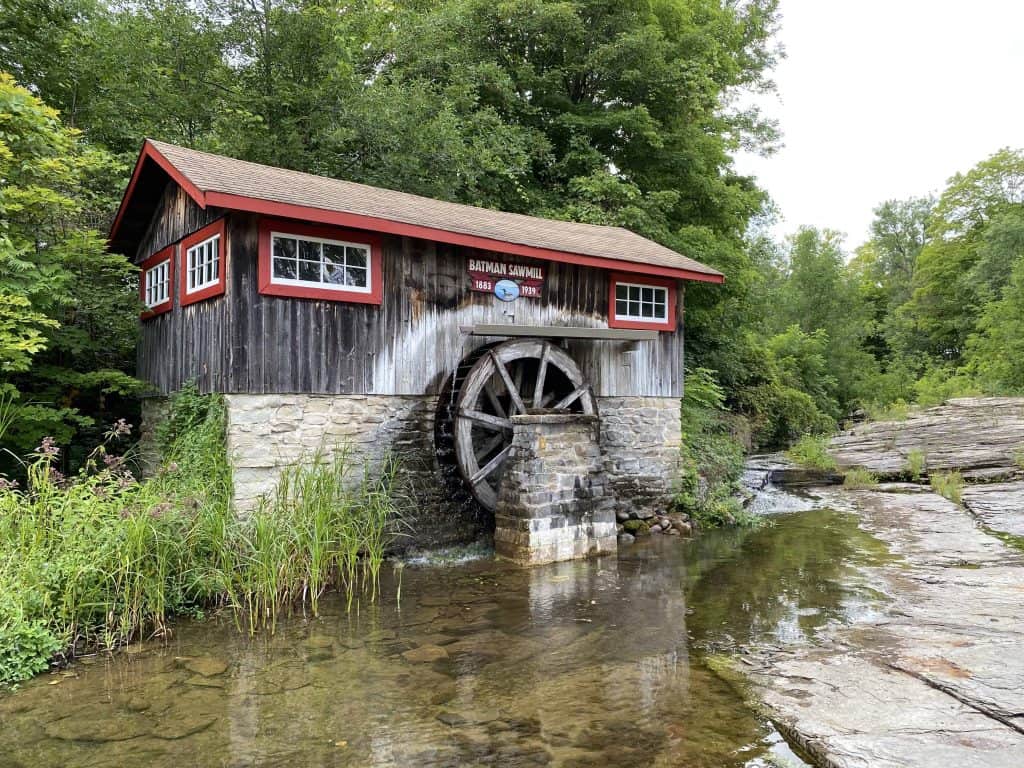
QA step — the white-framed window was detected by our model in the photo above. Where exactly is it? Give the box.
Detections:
[186,234,221,293]
[144,259,171,308]
[270,231,371,292]
[614,281,668,321]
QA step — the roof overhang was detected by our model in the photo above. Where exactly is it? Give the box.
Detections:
[110,140,725,284]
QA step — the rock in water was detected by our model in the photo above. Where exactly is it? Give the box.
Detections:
[962,481,1024,537]
[177,656,229,677]
[401,644,449,663]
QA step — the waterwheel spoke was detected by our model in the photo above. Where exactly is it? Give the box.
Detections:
[471,444,512,485]
[461,408,512,431]
[554,385,589,411]
[532,342,550,408]
[483,380,505,417]
[490,351,527,414]
[475,433,506,462]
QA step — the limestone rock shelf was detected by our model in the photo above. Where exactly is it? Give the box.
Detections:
[830,396,1024,478]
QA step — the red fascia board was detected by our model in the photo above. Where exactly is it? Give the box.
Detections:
[205,191,725,284]
[139,246,175,318]
[178,219,227,307]
[109,141,208,249]
[257,217,384,305]
[607,272,678,332]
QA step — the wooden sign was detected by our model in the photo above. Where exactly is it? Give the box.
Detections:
[468,258,544,299]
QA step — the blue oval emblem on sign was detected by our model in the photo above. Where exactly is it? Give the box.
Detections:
[494,279,520,302]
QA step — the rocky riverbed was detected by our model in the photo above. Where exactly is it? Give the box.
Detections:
[737,397,1024,767]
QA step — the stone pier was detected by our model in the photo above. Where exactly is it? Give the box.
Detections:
[494,414,617,565]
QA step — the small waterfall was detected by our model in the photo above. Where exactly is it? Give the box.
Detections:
[742,454,818,516]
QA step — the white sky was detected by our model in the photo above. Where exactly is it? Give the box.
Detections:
[733,0,1024,250]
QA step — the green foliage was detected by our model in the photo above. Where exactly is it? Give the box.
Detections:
[930,471,964,504]
[0,388,404,685]
[676,368,760,529]
[786,435,837,471]
[904,449,927,481]
[0,72,141,468]
[1013,450,1024,471]
[842,468,878,490]
[863,399,910,422]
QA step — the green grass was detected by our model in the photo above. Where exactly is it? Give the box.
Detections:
[786,434,837,471]
[904,448,927,480]
[0,385,406,685]
[864,399,911,422]
[842,468,878,489]
[1014,449,1024,471]
[930,470,964,504]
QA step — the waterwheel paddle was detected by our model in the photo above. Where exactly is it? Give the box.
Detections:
[453,339,596,511]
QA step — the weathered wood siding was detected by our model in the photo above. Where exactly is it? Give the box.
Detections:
[138,186,684,398]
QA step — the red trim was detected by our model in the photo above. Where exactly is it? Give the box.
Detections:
[607,273,678,332]
[179,219,227,307]
[110,140,207,249]
[112,140,724,285]
[139,246,174,318]
[210,191,724,284]
[258,218,384,304]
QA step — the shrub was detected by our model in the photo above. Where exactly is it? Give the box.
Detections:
[914,366,980,408]
[676,369,759,528]
[864,399,910,422]
[786,434,837,471]
[843,468,878,489]
[0,389,406,684]
[930,471,964,504]
[904,448,927,480]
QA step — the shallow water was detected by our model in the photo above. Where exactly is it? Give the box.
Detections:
[0,508,891,767]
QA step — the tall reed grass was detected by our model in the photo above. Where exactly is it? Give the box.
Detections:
[0,385,406,685]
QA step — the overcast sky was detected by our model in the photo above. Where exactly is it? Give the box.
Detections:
[733,0,1024,250]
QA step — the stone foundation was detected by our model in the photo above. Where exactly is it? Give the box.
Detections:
[494,415,616,565]
[596,396,682,519]
[140,393,683,552]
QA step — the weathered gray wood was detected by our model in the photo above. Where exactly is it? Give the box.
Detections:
[137,181,685,398]
[461,324,659,341]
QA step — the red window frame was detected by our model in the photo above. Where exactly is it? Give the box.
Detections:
[139,245,174,318]
[257,217,383,304]
[179,218,227,307]
[608,272,678,331]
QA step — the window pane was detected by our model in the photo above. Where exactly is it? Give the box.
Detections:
[323,243,345,268]
[616,284,628,301]
[346,266,368,288]
[273,237,296,261]
[299,259,321,283]
[616,299,628,316]
[642,287,654,303]
[642,303,654,317]
[273,257,297,280]
[346,246,368,269]
[299,239,320,263]
[628,286,641,301]
[654,302,666,319]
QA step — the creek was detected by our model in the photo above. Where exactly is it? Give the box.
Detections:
[0,476,892,767]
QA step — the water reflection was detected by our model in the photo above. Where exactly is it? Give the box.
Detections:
[0,508,888,767]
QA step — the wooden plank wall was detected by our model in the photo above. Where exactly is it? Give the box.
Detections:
[138,188,684,398]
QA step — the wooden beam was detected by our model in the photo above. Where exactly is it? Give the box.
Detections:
[460,324,659,341]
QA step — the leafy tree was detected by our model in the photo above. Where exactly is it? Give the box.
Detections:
[966,254,1024,393]
[0,73,140,465]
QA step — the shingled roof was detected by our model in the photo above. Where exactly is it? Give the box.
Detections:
[110,139,724,282]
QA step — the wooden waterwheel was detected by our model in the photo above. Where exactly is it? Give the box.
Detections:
[453,339,596,511]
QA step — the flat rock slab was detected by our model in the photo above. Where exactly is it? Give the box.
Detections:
[830,396,1024,477]
[962,481,1024,537]
[742,487,1024,768]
